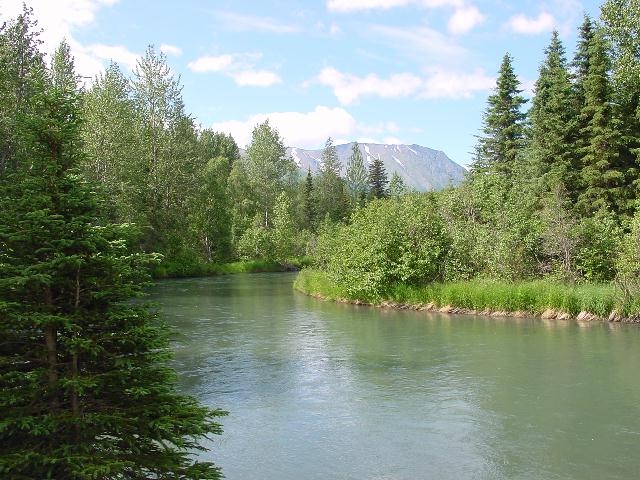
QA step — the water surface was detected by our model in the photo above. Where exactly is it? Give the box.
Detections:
[152,273,640,480]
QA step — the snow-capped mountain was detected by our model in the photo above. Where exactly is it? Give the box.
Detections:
[287,142,466,191]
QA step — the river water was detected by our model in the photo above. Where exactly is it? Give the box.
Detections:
[152,273,640,480]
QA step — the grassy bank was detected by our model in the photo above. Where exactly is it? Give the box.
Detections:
[294,269,640,322]
[154,257,312,279]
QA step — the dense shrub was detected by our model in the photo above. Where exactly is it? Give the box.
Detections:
[312,194,449,299]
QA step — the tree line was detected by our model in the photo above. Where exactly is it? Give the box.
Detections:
[2,8,406,274]
[0,7,226,478]
[312,3,640,307]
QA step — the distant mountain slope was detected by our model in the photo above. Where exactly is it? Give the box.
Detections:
[287,142,466,191]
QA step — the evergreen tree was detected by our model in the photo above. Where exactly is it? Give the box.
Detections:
[572,15,596,109]
[474,53,527,175]
[528,31,579,194]
[345,142,369,204]
[601,0,640,197]
[0,54,224,479]
[368,156,389,199]
[316,137,349,221]
[576,30,626,215]
[303,167,316,229]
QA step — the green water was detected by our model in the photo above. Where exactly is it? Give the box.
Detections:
[152,273,640,480]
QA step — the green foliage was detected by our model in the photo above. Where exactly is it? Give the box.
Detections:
[368,157,388,199]
[388,172,409,196]
[296,270,622,318]
[312,194,448,300]
[188,156,232,262]
[301,167,316,230]
[529,31,579,192]
[575,209,623,282]
[474,52,527,175]
[345,142,369,203]
[244,120,297,228]
[315,137,350,222]
[575,29,627,215]
[0,4,44,173]
[0,59,224,478]
[601,1,640,203]
[616,209,640,312]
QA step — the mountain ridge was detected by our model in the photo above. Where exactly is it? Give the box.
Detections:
[287,142,466,191]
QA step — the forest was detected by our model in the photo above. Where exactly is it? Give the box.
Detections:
[298,4,640,320]
[1,0,639,478]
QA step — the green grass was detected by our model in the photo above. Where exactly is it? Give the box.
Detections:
[294,269,636,319]
[154,257,313,279]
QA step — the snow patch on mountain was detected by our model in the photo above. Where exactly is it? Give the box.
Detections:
[285,142,465,191]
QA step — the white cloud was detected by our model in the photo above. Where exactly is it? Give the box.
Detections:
[327,0,464,12]
[214,11,300,33]
[0,0,138,79]
[316,66,494,103]
[212,106,359,149]
[187,53,280,87]
[160,43,182,56]
[448,5,485,34]
[329,22,342,34]
[371,24,466,60]
[421,67,495,98]
[505,12,555,35]
[83,43,139,70]
[318,67,422,104]
[231,70,281,87]
[187,55,234,73]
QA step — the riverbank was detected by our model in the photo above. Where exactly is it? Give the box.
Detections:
[294,269,640,323]
[153,257,311,279]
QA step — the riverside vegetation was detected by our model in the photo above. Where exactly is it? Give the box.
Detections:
[296,6,640,323]
[1,0,640,478]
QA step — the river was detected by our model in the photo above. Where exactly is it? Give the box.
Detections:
[152,273,640,480]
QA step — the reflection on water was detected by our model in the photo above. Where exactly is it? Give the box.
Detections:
[151,273,640,480]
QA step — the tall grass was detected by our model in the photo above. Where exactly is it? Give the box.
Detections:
[154,257,312,279]
[294,269,635,318]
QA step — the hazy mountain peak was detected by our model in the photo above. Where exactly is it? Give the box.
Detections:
[287,141,465,191]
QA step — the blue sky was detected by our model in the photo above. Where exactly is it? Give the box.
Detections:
[1,0,602,166]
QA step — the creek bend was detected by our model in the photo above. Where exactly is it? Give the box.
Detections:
[152,273,640,480]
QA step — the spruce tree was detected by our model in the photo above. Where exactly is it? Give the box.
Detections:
[576,30,626,215]
[474,53,527,175]
[368,156,388,199]
[0,49,224,479]
[303,167,316,229]
[345,142,369,204]
[528,31,579,194]
[573,15,596,109]
[601,0,640,198]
